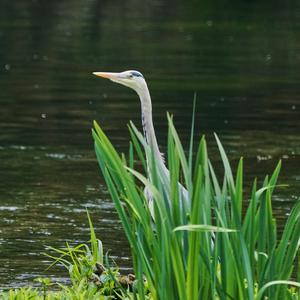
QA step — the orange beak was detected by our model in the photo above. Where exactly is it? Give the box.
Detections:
[93,72,118,79]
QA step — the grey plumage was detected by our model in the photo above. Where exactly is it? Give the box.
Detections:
[93,70,190,215]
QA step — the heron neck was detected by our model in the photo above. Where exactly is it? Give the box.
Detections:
[137,87,164,166]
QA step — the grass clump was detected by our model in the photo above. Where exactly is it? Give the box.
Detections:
[0,212,140,300]
[1,116,299,300]
[92,114,300,300]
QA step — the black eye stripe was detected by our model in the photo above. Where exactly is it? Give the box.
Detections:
[130,71,144,78]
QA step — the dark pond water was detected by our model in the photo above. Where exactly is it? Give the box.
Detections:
[0,0,300,288]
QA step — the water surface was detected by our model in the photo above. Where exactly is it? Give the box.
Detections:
[0,0,300,288]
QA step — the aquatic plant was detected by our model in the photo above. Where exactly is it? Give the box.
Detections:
[0,212,139,300]
[44,211,104,285]
[92,114,300,300]
[44,211,136,298]
[0,284,113,300]
[1,116,299,300]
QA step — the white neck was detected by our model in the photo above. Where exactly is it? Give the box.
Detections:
[136,85,165,169]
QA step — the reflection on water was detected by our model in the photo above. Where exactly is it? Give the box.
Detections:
[0,0,300,288]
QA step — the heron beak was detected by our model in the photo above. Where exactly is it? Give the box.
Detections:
[93,72,119,80]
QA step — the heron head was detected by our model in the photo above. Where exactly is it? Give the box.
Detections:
[93,70,146,93]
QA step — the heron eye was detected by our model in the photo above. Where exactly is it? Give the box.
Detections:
[128,74,134,79]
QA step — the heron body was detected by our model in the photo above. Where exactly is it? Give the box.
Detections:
[93,70,189,211]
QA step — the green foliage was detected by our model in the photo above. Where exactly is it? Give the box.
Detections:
[43,210,131,298]
[92,115,300,300]
[0,284,109,300]
[44,211,105,285]
[0,211,141,300]
[1,117,299,300]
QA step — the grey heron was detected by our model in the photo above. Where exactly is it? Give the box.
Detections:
[93,70,189,212]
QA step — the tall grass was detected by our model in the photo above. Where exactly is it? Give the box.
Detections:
[92,115,300,300]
